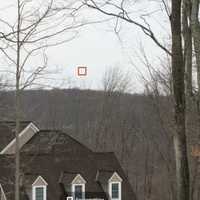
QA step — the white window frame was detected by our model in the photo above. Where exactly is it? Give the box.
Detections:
[109,181,121,200]
[32,185,47,200]
[72,183,85,200]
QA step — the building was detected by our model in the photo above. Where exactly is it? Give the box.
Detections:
[0,121,135,200]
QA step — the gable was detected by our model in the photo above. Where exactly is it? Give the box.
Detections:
[109,172,122,182]
[32,176,48,186]
[71,174,86,184]
[20,130,92,155]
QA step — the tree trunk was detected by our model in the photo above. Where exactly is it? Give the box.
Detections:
[191,0,200,131]
[191,0,200,101]
[182,0,192,97]
[15,1,21,200]
[191,1,200,199]
[171,1,190,200]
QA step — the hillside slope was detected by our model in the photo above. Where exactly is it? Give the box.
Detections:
[0,89,175,200]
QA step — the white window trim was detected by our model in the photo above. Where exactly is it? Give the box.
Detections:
[32,185,47,200]
[108,172,122,183]
[72,183,85,200]
[108,181,122,200]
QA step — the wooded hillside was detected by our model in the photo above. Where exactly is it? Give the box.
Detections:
[0,89,180,200]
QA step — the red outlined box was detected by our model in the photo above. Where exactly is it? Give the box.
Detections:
[77,66,87,76]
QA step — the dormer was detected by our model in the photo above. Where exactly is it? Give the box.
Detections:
[95,170,122,200]
[71,174,86,200]
[32,176,48,200]
[108,172,122,200]
[59,172,86,200]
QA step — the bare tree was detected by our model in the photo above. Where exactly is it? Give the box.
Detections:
[170,1,190,200]
[102,66,132,93]
[82,1,191,200]
[0,1,85,199]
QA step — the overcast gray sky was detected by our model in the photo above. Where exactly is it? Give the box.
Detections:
[0,0,170,93]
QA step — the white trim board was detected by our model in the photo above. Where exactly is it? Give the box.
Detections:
[0,184,7,200]
[32,176,48,186]
[0,122,39,154]
[71,174,86,185]
[108,172,122,183]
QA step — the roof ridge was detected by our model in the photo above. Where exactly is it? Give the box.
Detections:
[36,129,93,152]
[59,131,93,152]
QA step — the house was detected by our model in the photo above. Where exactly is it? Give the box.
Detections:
[0,121,136,200]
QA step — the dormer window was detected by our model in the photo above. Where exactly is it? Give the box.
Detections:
[32,176,48,200]
[111,182,120,199]
[73,184,84,199]
[71,174,86,200]
[35,186,45,200]
[108,172,122,200]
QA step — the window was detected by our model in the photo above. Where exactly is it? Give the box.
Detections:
[109,182,121,200]
[33,186,47,200]
[72,184,85,200]
[35,187,44,200]
[75,185,82,199]
[75,185,83,199]
[111,183,119,199]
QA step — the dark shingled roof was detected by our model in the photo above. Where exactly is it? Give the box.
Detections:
[96,170,114,183]
[21,129,92,155]
[59,171,79,185]
[0,127,136,200]
[0,121,31,152]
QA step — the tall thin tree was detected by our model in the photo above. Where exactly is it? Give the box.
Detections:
[0,1,85,199]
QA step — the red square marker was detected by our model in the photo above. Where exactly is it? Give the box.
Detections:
[77,66,87,76]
